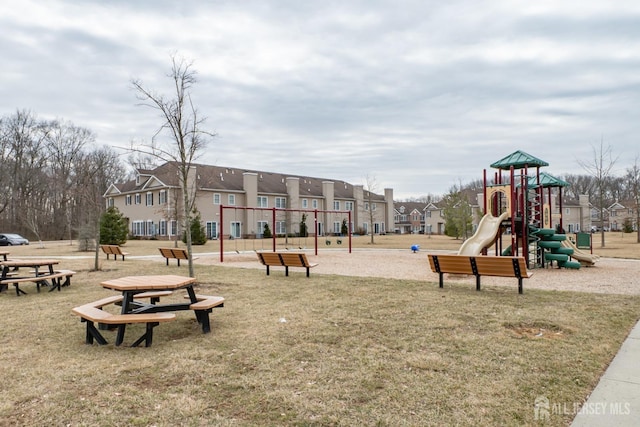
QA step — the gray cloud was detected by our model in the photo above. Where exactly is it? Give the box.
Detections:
[2,0,640,198]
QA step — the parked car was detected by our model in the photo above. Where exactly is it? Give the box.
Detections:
[0,233,29,245]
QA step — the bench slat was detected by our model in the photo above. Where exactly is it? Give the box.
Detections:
[158,248,196,266]
[428,254,532,294]
[101,245,129,261]
[257,252,318,277]
[71,299,176,347]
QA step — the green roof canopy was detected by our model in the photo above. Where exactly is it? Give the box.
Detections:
[490,150,549,170]
[527,172,570,189]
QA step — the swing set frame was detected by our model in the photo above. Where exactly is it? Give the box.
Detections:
[219,205,352,262]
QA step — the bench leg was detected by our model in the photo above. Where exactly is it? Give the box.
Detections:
[14,284,26,296]
[166,258,169,266]
[266,265,270,276]
[518,278,523,294]
[476,275,481,291]
[438,273,444,289]
[48,277,62,292]
[306,268,310,278]
[195,310,212,333]
[285,266,289,277]
[115,324,127,346]
[83,320,108,345]
[131,322,159,347]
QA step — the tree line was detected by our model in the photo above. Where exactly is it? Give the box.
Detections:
[0,109,125,243]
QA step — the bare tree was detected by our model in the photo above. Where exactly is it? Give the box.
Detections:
[625,156,640,243]
[44,120,94,241]
[76,147,125,270]
[364,175,378,244]
[131,54,215,277]
[578,141,618,247]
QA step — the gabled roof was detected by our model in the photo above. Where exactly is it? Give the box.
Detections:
[111,162,385,201]
[490,150,549,170]
[102,183,122,198]
[394,202,428,214]
[527,172,570,189]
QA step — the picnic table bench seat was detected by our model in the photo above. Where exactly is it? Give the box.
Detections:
[71,298,176,347]
[0,269,75,296]
[183,294,225,333]
[100,245,130,261]
[428,254,532,294]
[158,247,198,266]
[257,252,318,277]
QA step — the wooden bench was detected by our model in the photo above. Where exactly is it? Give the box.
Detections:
[71,297,176,347]
[158,248,198,266]
[0,269,75,296]
[257,252,318,277]
[184,294,225,333]
[100,244,130,261]
[427,254,532,294]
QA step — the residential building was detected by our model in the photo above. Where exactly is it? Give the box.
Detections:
[104,162,394,240]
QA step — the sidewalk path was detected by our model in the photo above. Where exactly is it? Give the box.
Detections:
[572,320,640,426]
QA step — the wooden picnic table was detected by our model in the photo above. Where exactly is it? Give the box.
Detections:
[0,258,60,295]
[100,275,201,345]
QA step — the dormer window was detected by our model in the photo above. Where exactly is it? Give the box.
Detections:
[400,206,405,213]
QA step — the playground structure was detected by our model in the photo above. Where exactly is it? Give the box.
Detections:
[218,206,352,262]
[459,150,598,269]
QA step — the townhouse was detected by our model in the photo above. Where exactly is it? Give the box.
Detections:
[104,162,395,240]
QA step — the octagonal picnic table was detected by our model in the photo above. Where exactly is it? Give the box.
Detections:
[100,275,201,345]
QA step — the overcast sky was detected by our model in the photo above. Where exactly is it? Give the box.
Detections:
[3,1,640,199]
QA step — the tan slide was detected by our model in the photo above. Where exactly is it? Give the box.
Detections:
[458,211,510,256]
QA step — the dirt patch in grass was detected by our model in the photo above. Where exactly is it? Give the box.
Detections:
[504,321,569,340]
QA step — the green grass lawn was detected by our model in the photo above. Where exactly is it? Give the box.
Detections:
[0,250,639,426]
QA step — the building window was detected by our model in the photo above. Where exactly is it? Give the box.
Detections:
[213,193,221,204]
[257,196,268,208]
[345,201,354,211]
[276,221,286,234]
[333,201,340,210]
[312,200,318,209]
[426,211,431,218]
[565,208,570,214]
[135,194,141,205]
[159,190,167,205]
[146,220,154,236]
[170,220,177,236]
[372,203,377,211]
[257,220,268,237]
[333,221,341,234]
[365,202,369,211]
[132,221,145,236]
[230,221,241,238]
[125,195,131,205]
[275,197,286,209]
[146,193,153,206]
[206,222,218,239]
[228,194,236,206]
[302,199,308,209]
[159,220,167,236]
[107,198,114,207]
